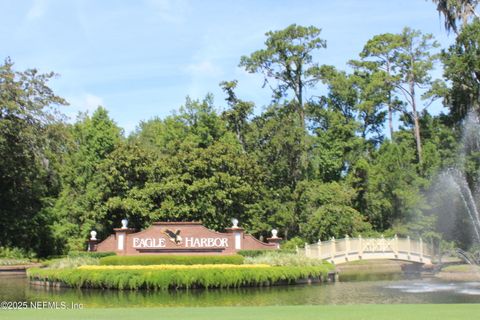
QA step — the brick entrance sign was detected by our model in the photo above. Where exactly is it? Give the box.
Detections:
[89,220,281,255]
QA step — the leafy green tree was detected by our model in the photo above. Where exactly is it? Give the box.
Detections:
[93,142,154,237]
[349,33,404,139]
[0,58,67,256]
[298,181,372,242]
[239,24,326,130]
[220,80,253,152]
[239,24,327,186]
[394,28,440,163]
[362,135,429,231]
[52,107,123,251]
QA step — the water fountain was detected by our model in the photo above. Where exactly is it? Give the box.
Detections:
[434,111,480,262]
[441,168,480,244]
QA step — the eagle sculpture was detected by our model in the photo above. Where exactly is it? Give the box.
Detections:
[163,229,182,245]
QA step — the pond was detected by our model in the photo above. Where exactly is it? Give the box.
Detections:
[1,273,480,307]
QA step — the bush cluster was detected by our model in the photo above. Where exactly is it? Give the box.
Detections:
[0,246,35,259]
[237,249,297,257]
[99,255,244,266]
[68,251,116,259]
[78,264,270,270]
[244,252,329,267]
[44,256,100,269]
[28,265,332,290]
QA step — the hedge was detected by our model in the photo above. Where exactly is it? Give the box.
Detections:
[27,264,333,290]
[78,264,271,271]
[99,255,244,266]
[68,251,117,259]
[237,249,298,257]
[237,250,270,257]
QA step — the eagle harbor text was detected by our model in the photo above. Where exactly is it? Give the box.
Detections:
[89,221,281,255]
[132,236,229,248]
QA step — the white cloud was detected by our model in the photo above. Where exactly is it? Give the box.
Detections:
[65,93,105,120]
[185,60,222,77]
[26,0,48,20]
[145,0,190,23]
[84,93,104,111]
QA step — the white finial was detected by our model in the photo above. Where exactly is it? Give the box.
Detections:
[271,229,278,238]
[90,230,97,240]
[121,218,128,229]
[231,218,239,228]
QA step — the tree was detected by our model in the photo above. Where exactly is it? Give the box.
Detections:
[396,28,440,163]
[442,19,480,122]
[350,33,404,139]
[0,58,68,256]
[299,181,372,242]
[239,24,326,130]
[52,107,123,251]
[220,80,254,152]
[432,0,478,34]
[315,65,386,148]
[239,24,326,186]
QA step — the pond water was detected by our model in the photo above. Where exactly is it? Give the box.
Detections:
[1,273,480,307]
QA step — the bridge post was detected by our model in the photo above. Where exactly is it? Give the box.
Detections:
[358,234,363,260]
[305,243,310,257]
[420,238,423,262]
[345,235,350,262]
[331,237,335,262]
[407,236,411,260]
[317,239,322,259]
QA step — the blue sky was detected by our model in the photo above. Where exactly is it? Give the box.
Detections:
[2,0,454,133]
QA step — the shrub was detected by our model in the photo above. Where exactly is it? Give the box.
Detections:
[0,246,35,259]
[28,264,333,290]
[45,256,100,269]
[0,258,30,266]
[68,251,116,259]
[237,250,270,257]
[281,237,305,250]
[78,264,270,270]
[99,255,244,266]
[244,251,330,267]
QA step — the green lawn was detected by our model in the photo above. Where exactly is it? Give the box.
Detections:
[441,264,480,272]
[2,304,479,320]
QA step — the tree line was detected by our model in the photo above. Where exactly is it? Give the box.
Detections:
[1,2,480,256]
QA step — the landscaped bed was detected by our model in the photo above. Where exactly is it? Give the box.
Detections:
[99,255,245,265]
[27,264,332,290]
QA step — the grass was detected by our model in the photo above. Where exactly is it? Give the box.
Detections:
[2,305,480,320]
[0,258,30,266]
[44,256,99,269]
[441,264,480,272]
[244,252,328,266]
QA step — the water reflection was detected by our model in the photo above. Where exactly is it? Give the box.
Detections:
[2,274,480,307]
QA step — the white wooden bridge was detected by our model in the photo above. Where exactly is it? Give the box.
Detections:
[300,235,434,265]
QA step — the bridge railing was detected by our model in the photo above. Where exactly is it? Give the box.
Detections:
[301,235,434,264]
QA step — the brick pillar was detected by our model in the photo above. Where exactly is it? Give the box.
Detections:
[113,228,136,254]
[267,237,282,249]
[267,229,281,249]
[225,227,244,250]
[87,230,98,252]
